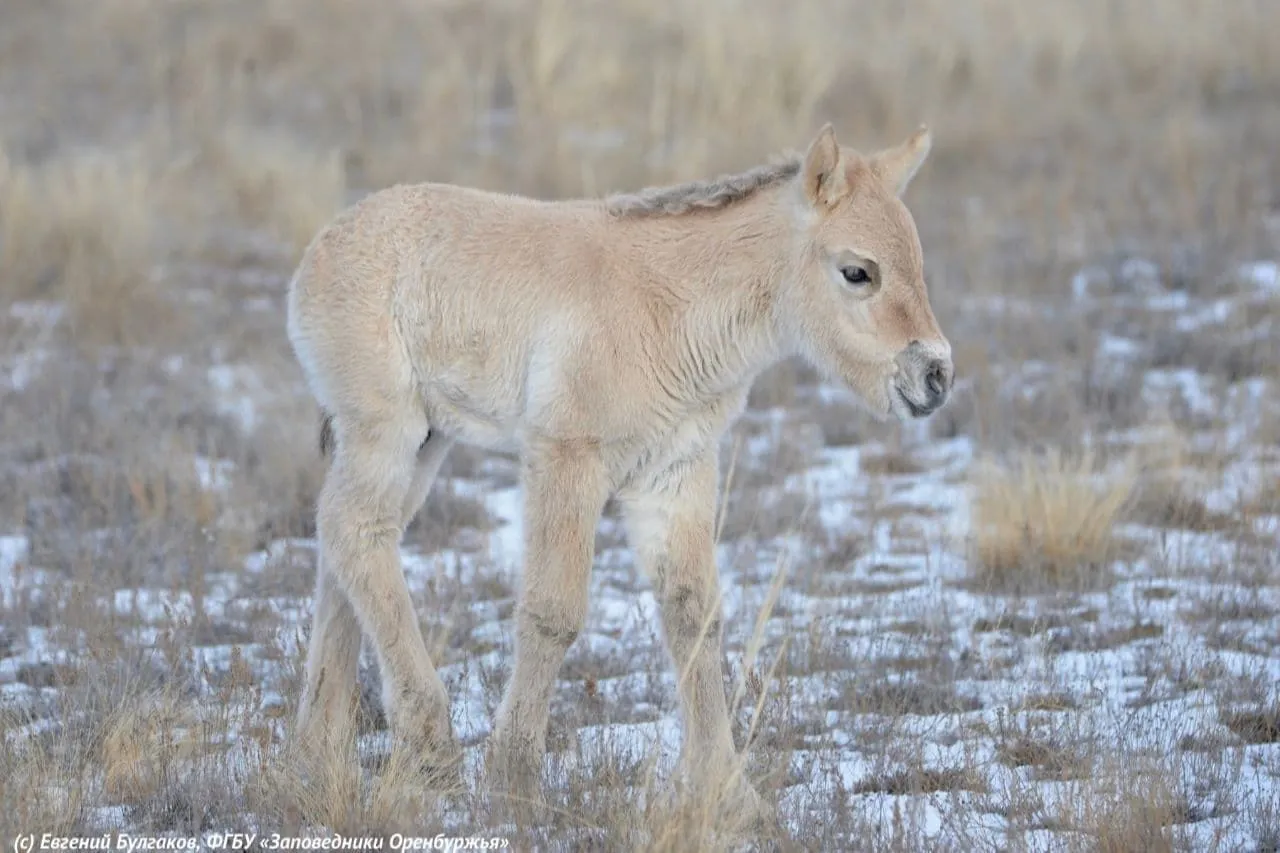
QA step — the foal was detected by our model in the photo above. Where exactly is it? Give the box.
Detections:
[286,124,952,811]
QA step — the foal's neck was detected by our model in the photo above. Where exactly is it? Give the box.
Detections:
[631,185,797,397]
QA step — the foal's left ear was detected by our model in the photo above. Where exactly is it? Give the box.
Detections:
[869,125,932,197]
[802,123,851,209]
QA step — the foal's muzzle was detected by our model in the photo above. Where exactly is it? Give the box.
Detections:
[894,340,953,418]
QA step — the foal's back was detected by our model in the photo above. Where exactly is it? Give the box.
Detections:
[287,181,677,449]
[295,181,612,312]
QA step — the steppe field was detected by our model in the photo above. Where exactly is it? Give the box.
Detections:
[2,1,1280,850]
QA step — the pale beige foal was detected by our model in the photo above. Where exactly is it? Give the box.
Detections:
[286,123,952,814]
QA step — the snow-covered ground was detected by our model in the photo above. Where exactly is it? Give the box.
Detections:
[2,259,1280,850]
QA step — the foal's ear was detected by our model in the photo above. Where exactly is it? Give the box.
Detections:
[802,123,851,209]
[869,125,932,197]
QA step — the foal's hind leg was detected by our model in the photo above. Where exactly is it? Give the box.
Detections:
[314,411,458,769]
[296,566,363,758]
[400,431,456,529]
[296,431,455,757]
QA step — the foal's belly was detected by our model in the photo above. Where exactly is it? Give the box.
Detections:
[421,377,524,454]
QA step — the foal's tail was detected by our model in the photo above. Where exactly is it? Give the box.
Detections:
[317,408,434,461]
[318,409,336,460]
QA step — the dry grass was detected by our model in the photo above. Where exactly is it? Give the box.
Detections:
[851,766,988,797]
[249,739,455,836]
[100,692,194,803]
[194,125,346,259]
[0,0,1278,849]
[1125,423,1240,532]
[0,711,91,835]
[994,713,1093,782]
[0,146,175,350]
[1223,706,1280,746]
[1069,769,1184,853]
[969,448,1137,591]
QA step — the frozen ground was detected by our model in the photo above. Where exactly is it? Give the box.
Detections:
[2,258,1280,850]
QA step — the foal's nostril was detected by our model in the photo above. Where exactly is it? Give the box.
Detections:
[925,360,948,400]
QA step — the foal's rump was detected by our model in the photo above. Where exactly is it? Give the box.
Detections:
[287,181,612,459]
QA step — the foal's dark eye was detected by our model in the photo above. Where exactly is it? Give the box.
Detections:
[841,265,870,285]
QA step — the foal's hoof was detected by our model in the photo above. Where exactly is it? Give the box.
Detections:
[421,743,466,789]
[484,737,546,822]
[385,732,464,789]
[684,769,773,830]
[387,700,463,785]
[730,779,774,830]
[289,723,358,783]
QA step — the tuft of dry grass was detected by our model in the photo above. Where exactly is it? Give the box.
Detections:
[1125,423,1239,532]
[196,125,346,260]
[1074,771,1182,853]
[841,677,983,718]
[0,709,91,837]
[851,765,989,796]
[969,448,1137,591]
[0,145,176,350]
[99,690,206,806]
[994,713,1093,781]
[251,738,452,836]
[640,777,783,853]
[1222,706,1280,745]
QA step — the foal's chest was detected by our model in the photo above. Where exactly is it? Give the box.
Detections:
[616,390,749,481]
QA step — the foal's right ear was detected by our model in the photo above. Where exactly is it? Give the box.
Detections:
[802,123,850,210]
[869,124,932,197]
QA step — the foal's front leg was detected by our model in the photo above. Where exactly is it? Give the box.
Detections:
[620,451,759,811]
[488,441,610,798]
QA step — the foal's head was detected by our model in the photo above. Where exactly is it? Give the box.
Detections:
[778,124,952,421]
